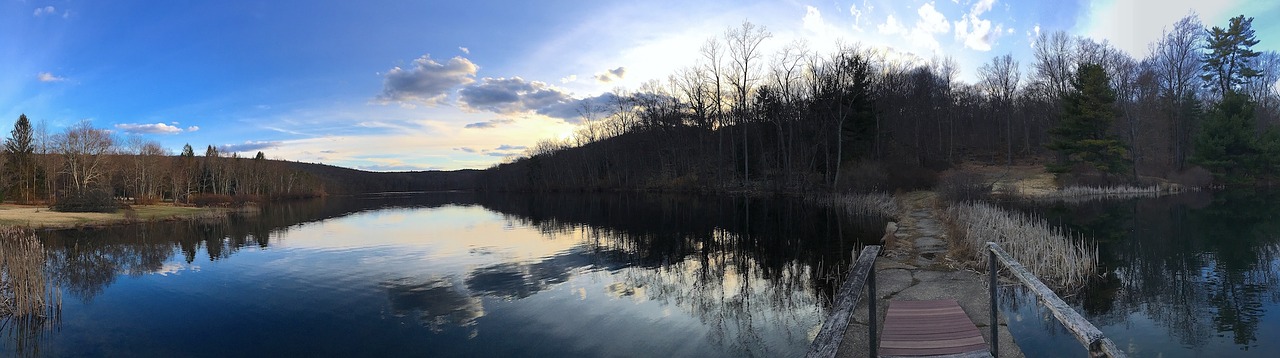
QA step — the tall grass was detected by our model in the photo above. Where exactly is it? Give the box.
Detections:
[0,226,60,323]
[943,202,1097,290]
[808,192,899,218]
[1027,185,1174,203]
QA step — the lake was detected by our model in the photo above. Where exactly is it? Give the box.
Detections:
[1004,190,1280,357]
[2,193,885,357]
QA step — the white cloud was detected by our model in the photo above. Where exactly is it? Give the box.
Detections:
[849,4,868,32]
[1079,0,1239,57]
[459,46,470,54]
[115,123,187,135]
[33,6,55,16]
[803,6,826,32]
[37,72,65,82]
[594,67,626,83]
[377,54,479,106]
[953,0,1003,51]
[187,126,200,132]
[878,14,906,35]
[560,74,578,84]
[878,3,952,52]
[917,3,950,34]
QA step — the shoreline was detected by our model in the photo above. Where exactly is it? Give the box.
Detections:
[0,204,256,230]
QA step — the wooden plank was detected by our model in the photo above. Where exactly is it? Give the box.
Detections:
[985,242,1127,358]
[878,299,990,357]
[807,245,880,358]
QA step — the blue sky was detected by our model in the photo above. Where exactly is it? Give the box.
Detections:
[3,0,1278,171]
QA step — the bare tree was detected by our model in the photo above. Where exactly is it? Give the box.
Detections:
[1150,13,1205,168]
[1033,31,1077,98]
[979,53,1021,164]
[724,21,771,183]
[54,121,115,194]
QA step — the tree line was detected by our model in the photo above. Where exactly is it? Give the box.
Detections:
[479,13,1280,192]
[1,117,326,211]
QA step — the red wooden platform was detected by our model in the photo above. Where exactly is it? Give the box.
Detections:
[878,299,991,357]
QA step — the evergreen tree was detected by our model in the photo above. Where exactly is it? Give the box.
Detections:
[1192,92,1259,183]
[4,114,41,203]
[1046,63,1130,175]
[1202,15,1262,97]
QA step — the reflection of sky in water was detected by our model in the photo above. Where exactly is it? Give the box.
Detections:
[9,203,827,357]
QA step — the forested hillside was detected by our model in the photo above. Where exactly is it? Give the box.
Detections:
[480,15,1280,192]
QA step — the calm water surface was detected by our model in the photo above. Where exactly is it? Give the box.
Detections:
[1005,190,1280,357]
[3,193,884,357]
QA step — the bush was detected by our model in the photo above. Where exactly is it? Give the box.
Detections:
[839,161,888,192]
[885,162,938,191]
[52,189,118,213]
[936,170,991,202]
[1056,163,1132,187]
[190,194,233,207]
[1167,166,1214,188]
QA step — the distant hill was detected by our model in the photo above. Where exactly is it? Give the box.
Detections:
[283,161,479,194]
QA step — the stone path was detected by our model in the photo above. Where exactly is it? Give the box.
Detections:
[835,191,1024,357]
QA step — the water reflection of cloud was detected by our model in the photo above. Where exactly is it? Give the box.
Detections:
[149,263,201,276]
[382,278,485,336]
[465,248,630,299]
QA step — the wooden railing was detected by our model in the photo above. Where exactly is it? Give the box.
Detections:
[807,245,880,358]
[986,242,1126,358]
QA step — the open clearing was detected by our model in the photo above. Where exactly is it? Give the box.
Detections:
[0,204,225,229]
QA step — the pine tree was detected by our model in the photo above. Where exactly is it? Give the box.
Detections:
[1046,63,1130,176]
[4,114,41,203]
[1201,15,1262,97]
[1192,92,1259,183]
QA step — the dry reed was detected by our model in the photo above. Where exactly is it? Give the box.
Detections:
[808,192,899,218]
[943,201,1097,290]
[0,226,60,323]
[1027,185,1173,203]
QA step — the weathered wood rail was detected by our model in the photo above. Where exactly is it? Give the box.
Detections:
[986,242,1125,358]
[807,245,880,358]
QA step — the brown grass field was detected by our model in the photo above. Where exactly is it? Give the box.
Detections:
[0,204,226,229]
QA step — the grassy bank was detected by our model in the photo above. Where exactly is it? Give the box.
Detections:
[0,204,234,230]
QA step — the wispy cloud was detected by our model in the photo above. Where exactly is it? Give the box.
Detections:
[464,118,515,129]
[37,72,65,82]
[377,54,478,106]
[454,144,528,158]
[458,46,470,54]
[220,140,282,153]
[115,122,196,134]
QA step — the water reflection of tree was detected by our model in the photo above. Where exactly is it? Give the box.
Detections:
[1023,190,1280,351]
[475,193,886,357]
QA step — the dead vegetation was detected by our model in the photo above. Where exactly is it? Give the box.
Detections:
[941,201,1097,290]
[0,226,61,323]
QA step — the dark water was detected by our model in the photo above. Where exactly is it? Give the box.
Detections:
[2,193,885,357]
[1004,190,1280,357]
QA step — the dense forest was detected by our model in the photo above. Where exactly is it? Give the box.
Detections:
[0,117,473,212]
[478,14,1280,192]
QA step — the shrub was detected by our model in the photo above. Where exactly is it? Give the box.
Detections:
[1167,166,1214,188]
[190,194,233,207]
[884,162,938,191]
[936,170,991,202]
[52,189,119,213]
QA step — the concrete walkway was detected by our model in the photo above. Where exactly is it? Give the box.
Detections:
[836,191,1024,357]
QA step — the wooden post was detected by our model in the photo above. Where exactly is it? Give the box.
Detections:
[989,247,998,358]
[869,260,877,358]
[806,245,880,358]
[985,242,1127,358]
